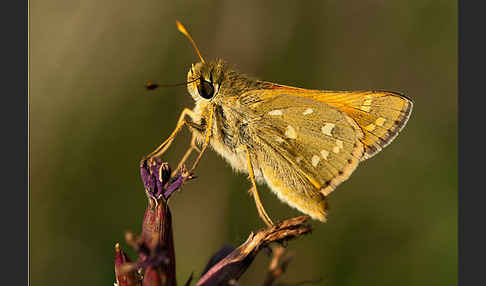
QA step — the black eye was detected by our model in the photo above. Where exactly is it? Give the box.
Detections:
[197,80,215,99]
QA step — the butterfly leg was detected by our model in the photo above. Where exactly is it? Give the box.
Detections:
[171,135,201,177]
[190,105,214,172]
[147,108,196,159]
[243,147,274,227]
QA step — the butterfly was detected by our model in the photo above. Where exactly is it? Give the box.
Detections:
[146,21,413,227]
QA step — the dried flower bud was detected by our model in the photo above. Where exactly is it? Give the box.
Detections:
[142,267,162,286]
[114,243,139,286]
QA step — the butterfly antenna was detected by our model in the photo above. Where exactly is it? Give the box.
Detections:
[176,20,205,63]
[145,77,200,91]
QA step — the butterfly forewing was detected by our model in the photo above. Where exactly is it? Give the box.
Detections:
[257,86,413,160]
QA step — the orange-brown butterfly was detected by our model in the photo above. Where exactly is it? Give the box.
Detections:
[146,21,413,227]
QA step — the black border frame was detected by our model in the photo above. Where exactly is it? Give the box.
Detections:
[459,1,484,285]
[2,0,28,284]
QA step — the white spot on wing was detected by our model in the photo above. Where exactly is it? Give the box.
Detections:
[312,155,320,167]
[365,124,375,132]
[333,139,344,153]
[268,109,283,116]
[321,123,335,136]
[375,117,386,126]
[296,157,303,163]
[303,108,313,115]
[363,99,372,106]
[321,150,329,160]
[360,97,373,112]
[285,125,297,139]
[336,140,343,148]
[360,106,371,112]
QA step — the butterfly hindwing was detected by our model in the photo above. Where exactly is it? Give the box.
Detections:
[240,93,365,221]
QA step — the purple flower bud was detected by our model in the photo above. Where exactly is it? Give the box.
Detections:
[140,158,193,200]
[140,200,176,286]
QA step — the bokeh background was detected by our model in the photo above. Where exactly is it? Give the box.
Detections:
[30,0,457,285]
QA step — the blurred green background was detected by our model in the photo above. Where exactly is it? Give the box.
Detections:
[30,0,457,285]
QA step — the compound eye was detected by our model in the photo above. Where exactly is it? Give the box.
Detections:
[197,80,215,99]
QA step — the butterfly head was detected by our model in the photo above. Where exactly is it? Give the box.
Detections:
[187,60,226,103]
